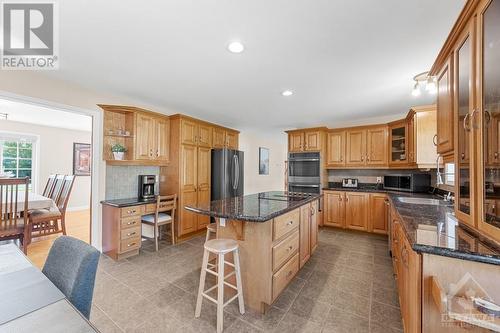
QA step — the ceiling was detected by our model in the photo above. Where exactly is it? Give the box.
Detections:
[0,99,92,131]
[46,0,465,131]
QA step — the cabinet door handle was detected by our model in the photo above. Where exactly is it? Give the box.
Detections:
[463,113,471,132]
[432,134,438,146]
[340,156,343,162]
[127,231,136,237]
[127,242,137,247]
[339,197,342,202]
[485,109,491,124]
[287,246,293,252]
[361,156,364,161]
[286,221,294,226]
[345,196,349,202]
[471,109,479,129]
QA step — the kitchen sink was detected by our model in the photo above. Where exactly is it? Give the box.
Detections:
[397,197,451,206]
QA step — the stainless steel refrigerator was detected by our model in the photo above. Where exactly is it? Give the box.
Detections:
[211,149,244,200]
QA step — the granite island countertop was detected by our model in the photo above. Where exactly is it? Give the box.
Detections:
[324,185,500,265]
[185,191,322,222]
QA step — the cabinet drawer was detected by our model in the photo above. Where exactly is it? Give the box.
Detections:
[145,203,156,214]
[120,226,140,240]
[120,237,141,253]
[120,205,144,218]
[272,253,299,300]
[273,209,300,241]
[121,216,141,229]
[273,230,299,272]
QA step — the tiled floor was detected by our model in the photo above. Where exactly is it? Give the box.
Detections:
[91,228,403,332]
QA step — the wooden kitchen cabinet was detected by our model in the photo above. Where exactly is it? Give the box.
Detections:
[135,113,156,160]
[366,126,388,166]
[310,200,318,253]
[345,192,368,231]
[326,130,345,167]
[389,120,408,166]
[213,127,239,149]
[135,113,170,163]
[304,131,321,151]
[346,129,366,166]
[368,193,388,234]
[324,191,345,228]
[100,105,170,165]
[286,128,326,152]
[436,56,454,155]
[299,204,311,268]
[161,114,239,240]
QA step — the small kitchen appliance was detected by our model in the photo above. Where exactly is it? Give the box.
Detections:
[342,178,359,188]
[138,175,156,201]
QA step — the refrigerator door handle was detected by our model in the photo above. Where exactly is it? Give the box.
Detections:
[232,155,238,190]
[234,155,239,190]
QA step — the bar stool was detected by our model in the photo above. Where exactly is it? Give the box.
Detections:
[206,223,217,242]
[195,239,245,333]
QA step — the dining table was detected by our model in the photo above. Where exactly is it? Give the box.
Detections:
[0,244,99,332]
[2,191,55,212]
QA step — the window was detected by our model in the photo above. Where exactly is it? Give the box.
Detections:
[444,162,455,186]
[0,136,35,191]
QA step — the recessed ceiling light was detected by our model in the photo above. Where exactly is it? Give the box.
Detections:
[282,90,293,97]
[228,41,244,53]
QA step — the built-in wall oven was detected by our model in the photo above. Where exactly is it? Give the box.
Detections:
[288,152,321,194]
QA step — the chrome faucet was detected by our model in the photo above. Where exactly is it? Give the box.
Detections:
[436,154,444,186]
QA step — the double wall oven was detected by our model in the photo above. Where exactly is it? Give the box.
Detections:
[288,152,321,194]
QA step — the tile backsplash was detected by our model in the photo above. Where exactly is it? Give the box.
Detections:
[105,165,160,200]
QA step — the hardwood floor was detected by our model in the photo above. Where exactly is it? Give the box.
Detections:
[27,209,91,268]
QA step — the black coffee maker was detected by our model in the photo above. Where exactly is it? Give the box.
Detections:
[138,175,156,201]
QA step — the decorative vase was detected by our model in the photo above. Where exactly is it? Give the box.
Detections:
[113,152,124,160]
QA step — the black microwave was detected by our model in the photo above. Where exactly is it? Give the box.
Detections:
[383,174,431,192]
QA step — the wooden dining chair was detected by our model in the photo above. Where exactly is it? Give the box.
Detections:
[42,174,59,198]
[0,177,30,254]
[28,175,76,243]
[141,194,177,251]
[49,174,65,202]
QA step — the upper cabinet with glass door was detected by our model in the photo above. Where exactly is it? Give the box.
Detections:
[454,19,475,226]
[478,0,500,241]
[389,121,408,165]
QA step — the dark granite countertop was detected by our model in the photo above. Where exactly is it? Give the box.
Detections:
[185,191,322,222]
[387,192,500,266]
[325,184,500,265]
[101,197,157,208]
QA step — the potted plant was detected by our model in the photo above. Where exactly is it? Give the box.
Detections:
[111,143,127,160]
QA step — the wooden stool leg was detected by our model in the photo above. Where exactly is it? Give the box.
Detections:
[217,253,225,333]
[195,249,210,318]
[233,248,245,314]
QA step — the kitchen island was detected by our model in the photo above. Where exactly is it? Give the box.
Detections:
[185,191,321,313]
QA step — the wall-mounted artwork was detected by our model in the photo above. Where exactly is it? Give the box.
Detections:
[73,143,91,176]
[259,147,269,175]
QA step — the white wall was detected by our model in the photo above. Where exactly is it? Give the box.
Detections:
[238,130,288,195]
[0,120,92,210]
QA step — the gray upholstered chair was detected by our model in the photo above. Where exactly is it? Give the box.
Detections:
[42,236,100,319]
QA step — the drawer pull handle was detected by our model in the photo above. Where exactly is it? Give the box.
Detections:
[127,232,136,236]
[127,210,136,214]
[286,221,294,226]
[127,242,137,247]
[126,221,136,225]
[287,246,293,251]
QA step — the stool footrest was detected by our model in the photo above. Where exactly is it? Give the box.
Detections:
[225,261,235,268]
[224,281,237,290]
[224,271,235,280]
[223,294,239,308]
[205,268,218,276]
[202,293,218,304]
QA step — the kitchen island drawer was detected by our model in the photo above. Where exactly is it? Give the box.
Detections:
[272,253,299,300]
[273,209,300,241]
[120,205,144,218]
[120,226,140,240]
[273,230,299,272]
[120,237,141,253]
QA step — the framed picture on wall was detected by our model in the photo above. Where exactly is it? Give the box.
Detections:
[73,143,91,176]
[259,147,269,175]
